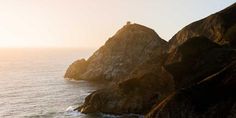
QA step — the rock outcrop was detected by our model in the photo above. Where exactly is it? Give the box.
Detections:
[168,3,236,52]
[146,3,236,118]
[146,60,236,118]
[68,24,175,116]
[65,59,88,80]
[78,55,174,114]
[166,3,236,65]
[166,37,236,89]
[65,23,167,81]
[65,3,236,118]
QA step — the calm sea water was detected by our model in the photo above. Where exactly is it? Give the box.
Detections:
[0,48,105,118]
[0,48,144,118]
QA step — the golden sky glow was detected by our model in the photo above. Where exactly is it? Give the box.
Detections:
[0,0,234,48]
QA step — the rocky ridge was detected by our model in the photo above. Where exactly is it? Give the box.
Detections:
[146,37,236,118]
[168,2,236,51]
[65,23,167,82]
[65,3,236,118]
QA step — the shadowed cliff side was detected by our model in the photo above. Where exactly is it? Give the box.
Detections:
[168,3,236,51]
[77,54,175,115]
[146,60,236,118]
[166,37,236,89]
[65,23,167,82]
[146,29,236,118]
[146,3,236,117]
[166,3,236,65]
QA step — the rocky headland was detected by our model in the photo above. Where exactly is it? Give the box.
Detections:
[65,3,236,118]
[65,23,167,82]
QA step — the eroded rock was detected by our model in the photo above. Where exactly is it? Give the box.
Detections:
[65,23,167,81]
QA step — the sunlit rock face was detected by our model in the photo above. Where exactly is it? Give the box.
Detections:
[64,59,88,80]
[67,24,175,115]
[66,23,175,115]
[65,23,167,81]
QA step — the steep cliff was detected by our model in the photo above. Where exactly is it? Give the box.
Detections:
[166,37,235,89]
[168,3,236,52]
[65,3,236,118]
[77,55,174,114]
[146,60,236,118]
[65,23,167,81]
[145,4,236,117]
[67,23,175,115]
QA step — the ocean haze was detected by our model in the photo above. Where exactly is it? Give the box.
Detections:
[0,48,101,118]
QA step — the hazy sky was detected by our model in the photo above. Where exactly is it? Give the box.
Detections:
[0,0,235,48]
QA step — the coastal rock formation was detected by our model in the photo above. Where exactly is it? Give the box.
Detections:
[146,3,236,117]
[146,60,236,118]
[65,59,88,80]
[166,37,236,89]
[65,23,167,81]
[166,3,236,65]
[65,3,236,118]
[168,3,236,52]
[78,55,174,114]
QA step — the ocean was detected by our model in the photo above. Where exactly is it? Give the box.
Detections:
[0,48,104,118]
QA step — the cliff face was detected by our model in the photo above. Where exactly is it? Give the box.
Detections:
[65,23,167,81]
[64,59,88,80]
[78,56,174,114]
[146,3,236,118]
[147,60,236,118]
[166,37,235,89]
[65,3,236,118]
[166,3,236,65]
[67,24,174,115]
[168,3,236,52]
